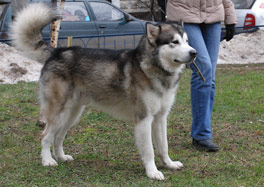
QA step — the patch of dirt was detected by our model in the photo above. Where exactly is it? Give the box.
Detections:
[217,63,264,71]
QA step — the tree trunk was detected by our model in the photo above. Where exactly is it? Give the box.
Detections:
[50,0,65,48]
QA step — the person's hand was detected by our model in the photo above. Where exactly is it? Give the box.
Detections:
[225,24,235,41]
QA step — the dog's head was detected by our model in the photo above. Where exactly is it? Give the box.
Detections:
[146,22,197,66]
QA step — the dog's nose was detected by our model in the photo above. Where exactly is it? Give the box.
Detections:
[189,50,197,58]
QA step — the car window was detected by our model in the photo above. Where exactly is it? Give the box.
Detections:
[0,4,7,17]
[60,2,90,22]
[232,0,256,9]
[90,2,124,21]
[0,3,11,32]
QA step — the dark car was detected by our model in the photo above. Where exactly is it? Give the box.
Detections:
[0,0,146,49]
[0,0,11,42]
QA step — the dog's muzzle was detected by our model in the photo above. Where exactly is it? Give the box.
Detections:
[190,49,197,59]
[174,49,198,64]
[186,49,198,64]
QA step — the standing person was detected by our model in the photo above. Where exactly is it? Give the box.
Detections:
[166,0,237,151]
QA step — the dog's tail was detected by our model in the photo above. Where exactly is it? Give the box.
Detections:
[11,3,57,64]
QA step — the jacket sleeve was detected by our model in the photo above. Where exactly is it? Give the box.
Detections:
[223,0,238,25]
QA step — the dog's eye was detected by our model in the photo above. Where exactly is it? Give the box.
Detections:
[172,40,179,45]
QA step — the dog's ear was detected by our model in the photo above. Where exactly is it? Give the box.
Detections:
[179,19,184,28]
[146,22,161,45]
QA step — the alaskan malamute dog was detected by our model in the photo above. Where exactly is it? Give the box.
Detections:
[11,3,197,180]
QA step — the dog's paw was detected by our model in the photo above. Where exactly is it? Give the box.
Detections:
[147,170,165,180]
[42,158,58,166]
[58,155,74,162]
[165,161,184,170]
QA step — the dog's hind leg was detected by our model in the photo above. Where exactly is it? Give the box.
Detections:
[152,113,183,170]
[134,115,165,180]
[40,103,64,166]
[41,125,59,166]
[53,101,85,162]
[39,78,70,166]
[41,106,69,166]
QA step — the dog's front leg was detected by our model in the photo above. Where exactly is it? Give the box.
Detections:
[134,115,164,180]
[152,113,183,170]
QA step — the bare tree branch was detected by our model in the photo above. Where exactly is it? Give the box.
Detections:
[137,0,158,21]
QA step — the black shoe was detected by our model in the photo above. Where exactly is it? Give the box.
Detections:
[192,139,219,152]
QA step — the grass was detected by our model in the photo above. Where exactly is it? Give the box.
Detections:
[0,64,263,186]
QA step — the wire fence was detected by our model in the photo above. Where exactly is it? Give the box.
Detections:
[1,25,264,47]
[0,32,145,49]
[222,25,264,33]
[44,32,145,49]
[221,25,264,39]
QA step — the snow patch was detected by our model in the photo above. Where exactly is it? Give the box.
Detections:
[0,42,42,84]
[218,30,264,64]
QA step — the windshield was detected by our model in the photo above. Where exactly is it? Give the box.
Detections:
[232,0,256,9]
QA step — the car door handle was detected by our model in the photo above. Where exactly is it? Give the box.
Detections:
[99,24,107,28]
